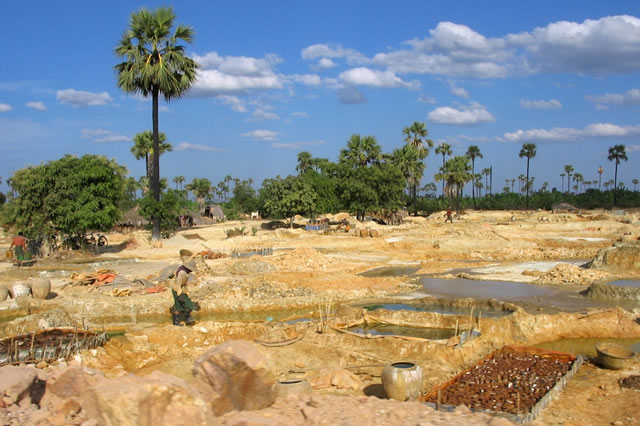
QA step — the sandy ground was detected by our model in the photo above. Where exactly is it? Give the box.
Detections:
[1,208,640,424]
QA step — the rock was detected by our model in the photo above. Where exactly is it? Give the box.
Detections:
[36,361,48,369]
[31,278,51,300]
[9,282,31,298]
[0,284,8,301]
[192,340,275,416]
[0,366,38,405]
[369,229,379,238]
[305,368,362,390]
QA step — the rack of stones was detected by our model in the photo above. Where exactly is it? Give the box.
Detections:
[423,345,582,423]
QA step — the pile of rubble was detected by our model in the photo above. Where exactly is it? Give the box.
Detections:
[532,263,610,285]
[270,248,332,272]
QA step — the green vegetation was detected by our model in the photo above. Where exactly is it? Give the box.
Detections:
[1,155,125,241]
[115,7,198,240]
[131,130,172,179]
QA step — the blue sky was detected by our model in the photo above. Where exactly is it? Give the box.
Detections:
[1,0,639,194]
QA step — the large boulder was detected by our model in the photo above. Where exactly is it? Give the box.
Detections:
[0,366,38,406]
[192,340,275,416]
[40,367,214,425]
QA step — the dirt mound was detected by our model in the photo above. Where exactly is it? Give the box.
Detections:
[533,263,610,285]
[588,242,640,270]
[271,248,332,271]
[581,283,640,301]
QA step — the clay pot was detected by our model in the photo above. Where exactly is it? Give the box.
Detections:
[10,282,31,298]
[369,229,379,238]
[0,284,8,301]
[274,379,312,399]
[31,278,51,300]
[382,362,423,401]
[359,229,369,238]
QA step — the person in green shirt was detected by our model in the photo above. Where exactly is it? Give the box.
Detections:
[170,260,200,326]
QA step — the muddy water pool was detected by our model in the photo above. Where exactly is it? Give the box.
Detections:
[359,266,419,278]
[346,324,455,340]
[609,280,640,288]
[358,303,511,318]
[534,337,640,357]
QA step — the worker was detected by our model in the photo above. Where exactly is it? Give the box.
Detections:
[170,259,200,326]
[9,232,27,267]
[445,208,454,223]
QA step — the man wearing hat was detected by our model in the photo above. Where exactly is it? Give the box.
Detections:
[170,255,201,326]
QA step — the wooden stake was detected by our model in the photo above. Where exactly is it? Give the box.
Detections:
[468,306,475,334]
[454,318,459,336]
[436,389,441,411]
[30,333,35,359]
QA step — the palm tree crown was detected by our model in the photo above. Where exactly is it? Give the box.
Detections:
[402,121,433,158]
[435,143,452,196]
[115,7,198,240]
[564,164,574,193]
[519,143,536,209]
[339,134,381,167]
[131,131,172,179]
[608,144,628,205]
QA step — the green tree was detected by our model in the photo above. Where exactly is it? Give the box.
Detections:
[435,155,473,214]
[296,151,313,174]
[608,144,628,205]
[186,178,212,208]
[339,134,381,167]
[260,175,317,227]
[173,175,185,190]
[633,178,639,191]
[131,131,172,180]
[391,145,424,199]
[3,155,125,241]
[403,121,433,156]
[519,143,536,209]
[573,172,584,193]
[465,145,482,208]
[564,164,574,193]
[115,7,198,240]
[435,143,452,196]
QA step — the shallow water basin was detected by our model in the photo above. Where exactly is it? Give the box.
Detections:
[608,280,640,289]
[346,324,455,340]
[359,303,511,318]
[359,267,419,278]
[534,337,640,357]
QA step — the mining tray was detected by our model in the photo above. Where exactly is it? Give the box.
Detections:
[0,327,108,366]
[423,345,583,423]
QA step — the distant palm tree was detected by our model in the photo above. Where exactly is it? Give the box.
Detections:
[573,173,584,193]
[518,174,525,193]
[435,143,452,196]
[339,134,382,167]
[597,166,604,191]
[391,145,424,198]
[465,145,482,208]
[608,144,628,205]
[510,179,516,193]
[296,151,313,174]
[173,175,185,190]
[564,165,574,193]
[482,168,491,197]
[633,178,639,191]
[403,121,433,156]
[519,143,536,209]
[131,131,172,180]
[560,173,565,191]
[435,155,472,214]
[115,7,198,240]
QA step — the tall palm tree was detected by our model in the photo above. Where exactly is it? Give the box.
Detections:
[560,173,565,192]
[465,145,482,208]
[186,178,212,208]
[573,173,584,194]
[481,168,491,197]
[633,178,639,191]
[339,134,381,167]
[392,145,424,199]
[435,155,473,214]
[115,7,198,240]
[296,151,313,174]
[173,175,185,190]
[510,179,516,193]
[597,166,604,191]
[519,143,536,209]
[435,143,452,196]
[608,144,628,205]
[131,131,172,179]
[564,164,574,193]
[403,121,433,157]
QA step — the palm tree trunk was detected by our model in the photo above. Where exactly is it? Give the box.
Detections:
[441,155,445,196]
[145,154,150,179]
[151,87,161,241]
[471,159,476,209]
[613,162,618,206]
[525,158,530,209]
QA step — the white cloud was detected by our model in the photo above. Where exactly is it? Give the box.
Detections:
[191,52,284,96]
[252,108,279,120]
[288,74,323,86]
[520,99,562,109]
[450,85,469,98]
[218,95,247,112]
[503,122,640,143]
[626,144,640,152]
[57,89,112,107]
[428,102,495,125]
[291,111,309,118]
[317,58,336,69]
[418,95,436,104]
[241,129,279,141]
[586,88,640,108]
[337,86,367,104]
[301,44,368,66]
[339,67,419,89]
[81,128,130,143]
[272,140,326,150]
[174,142,221,152]
[26,101,47,111]
[0,103,12,112]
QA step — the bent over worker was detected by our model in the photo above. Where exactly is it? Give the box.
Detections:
[170,259,201,326]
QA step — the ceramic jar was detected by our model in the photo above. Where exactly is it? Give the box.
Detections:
[274,379,312,399]
[382,362,423,401]
[10,282,31,298]
[31,278,51,300]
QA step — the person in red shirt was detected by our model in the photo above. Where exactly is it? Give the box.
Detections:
[9,232,27,267]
